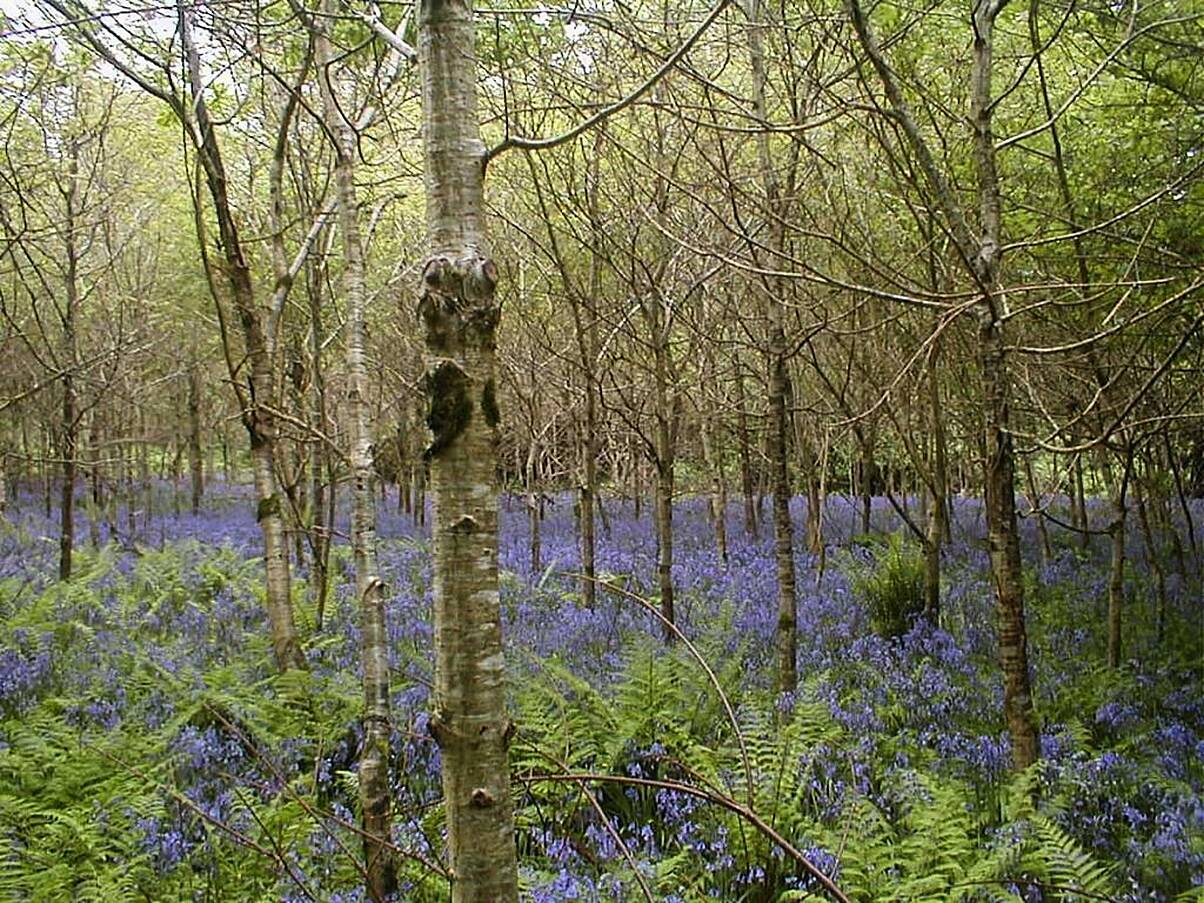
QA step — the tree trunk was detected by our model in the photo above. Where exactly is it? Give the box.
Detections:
[122,444,136,540]
[1106,459,1130,669]
[734,359,758,538]
[1023,456,1051,569]
[317,14,394,894]
[1166,434,1199,572]
[575,138,603,607]
[525,439,541,573]
[700,410,728,565]
[308,285,332,630]
[924,346,948,621]
[859,442,874,536]
[42,426,52,519]
[414,458,427,528]
[188,359,204,514]
[417,0,519,897]
[631,434,644,521]
[57,138,82,580]
[647,298,677,640]
[1133,472,1167,642]
[804,458,824,557]
[86,412,101,548]
[579,424,598,604]
[971,5,1039,770]
[979,321,1039,769]
[179,3,303,672]
[697,306,729,565]
[745,0,799,696]
[138,414,152,533]
[848,0,1038,768]
[769,349,798,696]
[1074,453,1090,549]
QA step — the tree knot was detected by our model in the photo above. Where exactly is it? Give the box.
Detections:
[450,515,478,534]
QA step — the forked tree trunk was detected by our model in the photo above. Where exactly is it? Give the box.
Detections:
[317,13,393,895]
[179,3,303,672]
[849,0,1038,768]
[417,0,518,898]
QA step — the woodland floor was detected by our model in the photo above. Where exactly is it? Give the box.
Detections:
[0,482,1201,901]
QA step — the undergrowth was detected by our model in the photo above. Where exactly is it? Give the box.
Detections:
[0,498,1201,902]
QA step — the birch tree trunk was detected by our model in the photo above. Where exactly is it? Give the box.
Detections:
[417,0,518,897]
[316,13,394,895]
[307,277,333,629]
